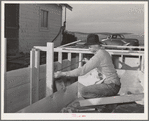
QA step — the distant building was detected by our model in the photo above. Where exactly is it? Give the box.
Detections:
[5,4,72,55]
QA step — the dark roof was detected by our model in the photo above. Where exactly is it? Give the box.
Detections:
[59,4,73,11]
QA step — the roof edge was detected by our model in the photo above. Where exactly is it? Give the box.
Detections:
[59,4,73,11]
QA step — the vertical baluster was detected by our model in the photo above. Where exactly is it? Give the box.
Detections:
[58,52,62,64]
[67,52,72,70]
[79,53,83,67]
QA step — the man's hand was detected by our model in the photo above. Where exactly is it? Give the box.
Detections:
[54,71,62,78]
[82,58,89,63]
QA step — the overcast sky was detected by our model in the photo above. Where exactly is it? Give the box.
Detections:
[65,3,144,35]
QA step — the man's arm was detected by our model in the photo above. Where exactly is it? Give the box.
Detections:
[54,51,101,78]
[65,52,101,77]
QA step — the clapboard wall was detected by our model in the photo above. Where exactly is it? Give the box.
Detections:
[19,4,62,53]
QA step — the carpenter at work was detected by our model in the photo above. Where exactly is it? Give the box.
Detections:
[54,34,121,99]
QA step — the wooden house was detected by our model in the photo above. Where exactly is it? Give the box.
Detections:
[5,3,72,55]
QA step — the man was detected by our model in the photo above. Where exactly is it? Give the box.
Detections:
[54,34,121,99]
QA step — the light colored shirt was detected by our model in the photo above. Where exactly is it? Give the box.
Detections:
[66,49,121,85]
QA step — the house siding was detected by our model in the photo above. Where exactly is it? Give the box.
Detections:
[19,4,62,53]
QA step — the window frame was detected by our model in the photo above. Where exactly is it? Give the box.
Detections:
[39,7,49,31]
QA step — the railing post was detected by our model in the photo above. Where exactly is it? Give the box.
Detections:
[79,53,83,67]
[46,43,54,96]
[34,49,40,101]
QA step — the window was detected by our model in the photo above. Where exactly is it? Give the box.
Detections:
[117,35,121,39]
[112,35,117,39]
[40,9,48,29]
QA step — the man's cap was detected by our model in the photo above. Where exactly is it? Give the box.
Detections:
[84,34,103,45]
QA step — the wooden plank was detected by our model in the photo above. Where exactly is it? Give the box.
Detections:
[39,78,46,100]
[39,64,46,73]
[46,43,54,96]
[54,48,144,56]
[34,46,47,51]
[6,83,30,113]
[6,67,30,89]
[17,82,78,113]
[79,93,144,107]
[57,47,144,53]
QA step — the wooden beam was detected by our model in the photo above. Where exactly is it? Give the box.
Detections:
[79,93,144,107]
[102,45,144,49]
[34,46,47,51]
[17,82,78,113]
[46,43,54,96]
[54,48,144,55]
[56,47,144,53]
[57,40,82,48]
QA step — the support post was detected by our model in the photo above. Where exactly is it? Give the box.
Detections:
[46,43,54,96]
[30,49,35,104]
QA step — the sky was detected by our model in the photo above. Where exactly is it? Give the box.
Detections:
[65,3,144,35]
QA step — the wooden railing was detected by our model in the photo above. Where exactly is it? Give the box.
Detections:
[3,39,145,112]
[31,41,144,103]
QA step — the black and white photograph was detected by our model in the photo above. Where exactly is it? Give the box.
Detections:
[1,1,148,120]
